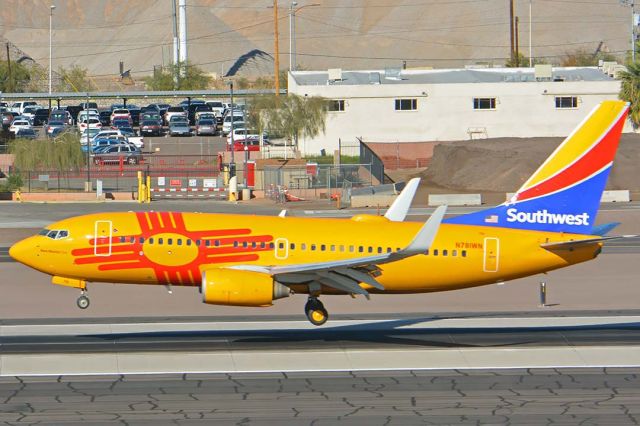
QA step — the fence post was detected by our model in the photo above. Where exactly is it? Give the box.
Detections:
[28,171,31,192]
[539,281,547,307]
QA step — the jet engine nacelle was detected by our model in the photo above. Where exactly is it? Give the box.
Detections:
[201,268,290,307]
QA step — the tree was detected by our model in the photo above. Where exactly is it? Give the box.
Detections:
[619,62,640,127]
[0,60,32,92]
[247,94,328,150]
[10,131,85,173]
[505,53,547,68]
[57,65,96,92]
[143,62,211,91]
[561,48,616,67]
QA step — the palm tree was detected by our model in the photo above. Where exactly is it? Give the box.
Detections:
[619,62,640,127]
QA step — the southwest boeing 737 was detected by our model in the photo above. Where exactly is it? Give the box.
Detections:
[10,100,634,325]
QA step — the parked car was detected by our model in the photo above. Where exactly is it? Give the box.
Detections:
[164,106,186,125]
[77,117,102,132]
[221,114,245,135]
[111,118,131,129]
[128,106,142,126]
[110,109,131,124]
[117,127,144,148]
[98,110,112,126]
[195,118,217,136]
[45,120,67,137]
[9,119,32,134]
[80,128,101,145]
[79,102,98,110]
[140,119,162,136]
[168,117,191,136]
[140,112,162,124]
[21,105,41,123]
[49,109,73,126]
[188,104,212,125]
[15,128,37,140]
[33,108,51,126]
[226,128,269,151]
[83,136,128,153]
[2,112,14,129]
[92,144,143,165]
[8,101,38,115]
[205,101,225,119]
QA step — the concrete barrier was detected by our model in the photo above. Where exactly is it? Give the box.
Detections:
[601,190,631,203]
[350,193,397,208]
[428,193,482,206]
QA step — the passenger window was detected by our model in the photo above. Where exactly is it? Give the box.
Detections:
[167,238,173,245]
[177,239,182,246]
[358,246,364,253]
[214,240,220,247]
[130,237,135,243]
[387,247,392,253]
[452,250,457,257]
[377,247,382,254]
[158,238,164,245]
[233,241,238,248]
[321,244,326,251]
[186,240,191,246]
[269,242,274,249]
[349,246,355,253]
[243,242,248,248]
[195,240,200,246]
[252,242,257,248]
[340,245,345,252]
[425,249,429,255]
[433,249,438,256]
[301,243,307,250]
[330,245,336,251]
[149,238,154,244]
[120,236,126,243]
[290,243,295,250]
[368,247,373,253]
[311,244,317,251]
[205,240,211,247]
[462,250,467,257]
[443,250,448,256]
[278,242,284,249]
[260,242,266,248]
[139,237,145,244]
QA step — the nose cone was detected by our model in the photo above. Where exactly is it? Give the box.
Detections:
[9,237,36,267]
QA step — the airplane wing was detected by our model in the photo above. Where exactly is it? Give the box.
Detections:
[541,234,638,251]
[229,205,447,296]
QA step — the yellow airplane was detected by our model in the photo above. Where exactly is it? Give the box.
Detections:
[10,100,635,325]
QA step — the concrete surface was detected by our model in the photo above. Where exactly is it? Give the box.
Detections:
[428,193,482,206]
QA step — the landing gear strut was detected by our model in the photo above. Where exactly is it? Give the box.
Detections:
[305,297,328,326]
[76,292,90,309]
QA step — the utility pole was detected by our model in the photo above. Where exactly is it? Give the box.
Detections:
[529,0,533,67]
[5,43,12,93]
[509,0,515,64]
[515,16,520,67]
[172,0,179,85]
[274,0,280,97]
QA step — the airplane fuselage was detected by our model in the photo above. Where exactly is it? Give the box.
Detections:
[15,211,600,294]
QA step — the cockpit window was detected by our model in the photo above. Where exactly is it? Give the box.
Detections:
[41,229,69,240]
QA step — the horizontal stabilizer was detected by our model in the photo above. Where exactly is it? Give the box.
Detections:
[541,234,638,251]
[590,222,620,236]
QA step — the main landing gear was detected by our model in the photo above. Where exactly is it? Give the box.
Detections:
[76,291,90,309]
[305,297,328,326]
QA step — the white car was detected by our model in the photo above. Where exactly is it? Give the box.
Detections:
[77,118,102,132]
[221,114,245,135]
[205,101,225,117]
[110,108,131,123]
[91,129,123,143]
[8,101,37,115]
[9,119,32,134]
[21,105,40,122]
[226,128,268,145]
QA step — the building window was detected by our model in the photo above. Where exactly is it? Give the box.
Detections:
[555,96,578,109]
[473,98,496,110]
[395,98,417,111]
[328,100,345,111]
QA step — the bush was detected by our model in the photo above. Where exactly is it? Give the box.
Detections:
[0,174,23,192]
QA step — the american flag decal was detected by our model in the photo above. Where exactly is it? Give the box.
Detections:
[484,215,499,223]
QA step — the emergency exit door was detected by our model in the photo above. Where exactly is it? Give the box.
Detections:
[483,237,499,272]
[94,220,113,257]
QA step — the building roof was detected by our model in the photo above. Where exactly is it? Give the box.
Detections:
[291,67,615,86]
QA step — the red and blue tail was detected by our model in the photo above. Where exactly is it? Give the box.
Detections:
[445,100,629,234]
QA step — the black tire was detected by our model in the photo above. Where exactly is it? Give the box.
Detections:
[77,295,90,309]
[305,299,328,326]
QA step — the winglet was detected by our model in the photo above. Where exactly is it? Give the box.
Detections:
[278,210,287,217]
[400,205,447,255]
[384,178,421,222]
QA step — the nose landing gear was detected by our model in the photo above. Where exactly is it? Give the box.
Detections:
[305,297,328,326]
[76,291,90,309]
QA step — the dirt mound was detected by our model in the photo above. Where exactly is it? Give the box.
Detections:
[420,135,640,192]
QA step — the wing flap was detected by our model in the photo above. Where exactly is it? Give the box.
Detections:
[541,235,638,250]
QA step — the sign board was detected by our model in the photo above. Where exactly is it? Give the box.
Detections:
[306,163,318,176]
[203,179,217,188]
[169,179,182,187]
[38,174,50,182]
[157,177,165,186]
[189,179,197,187]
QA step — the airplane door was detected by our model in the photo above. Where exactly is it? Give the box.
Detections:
[483,237,499,272]
[94,220,113,257]
[274,238,289,260]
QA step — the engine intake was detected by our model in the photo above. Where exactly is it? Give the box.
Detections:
[201,268,290,307]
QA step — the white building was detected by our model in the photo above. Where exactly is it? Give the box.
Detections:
[287,67,626,155]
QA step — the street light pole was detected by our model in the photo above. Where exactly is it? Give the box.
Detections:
[621,0,636,63]
[289,1,298,71]
[529,0,533,67]
[49,5,55,95]
[85,92,91,192]
[229,81,235,179]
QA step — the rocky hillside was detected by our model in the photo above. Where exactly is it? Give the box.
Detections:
[0,0,630,82]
